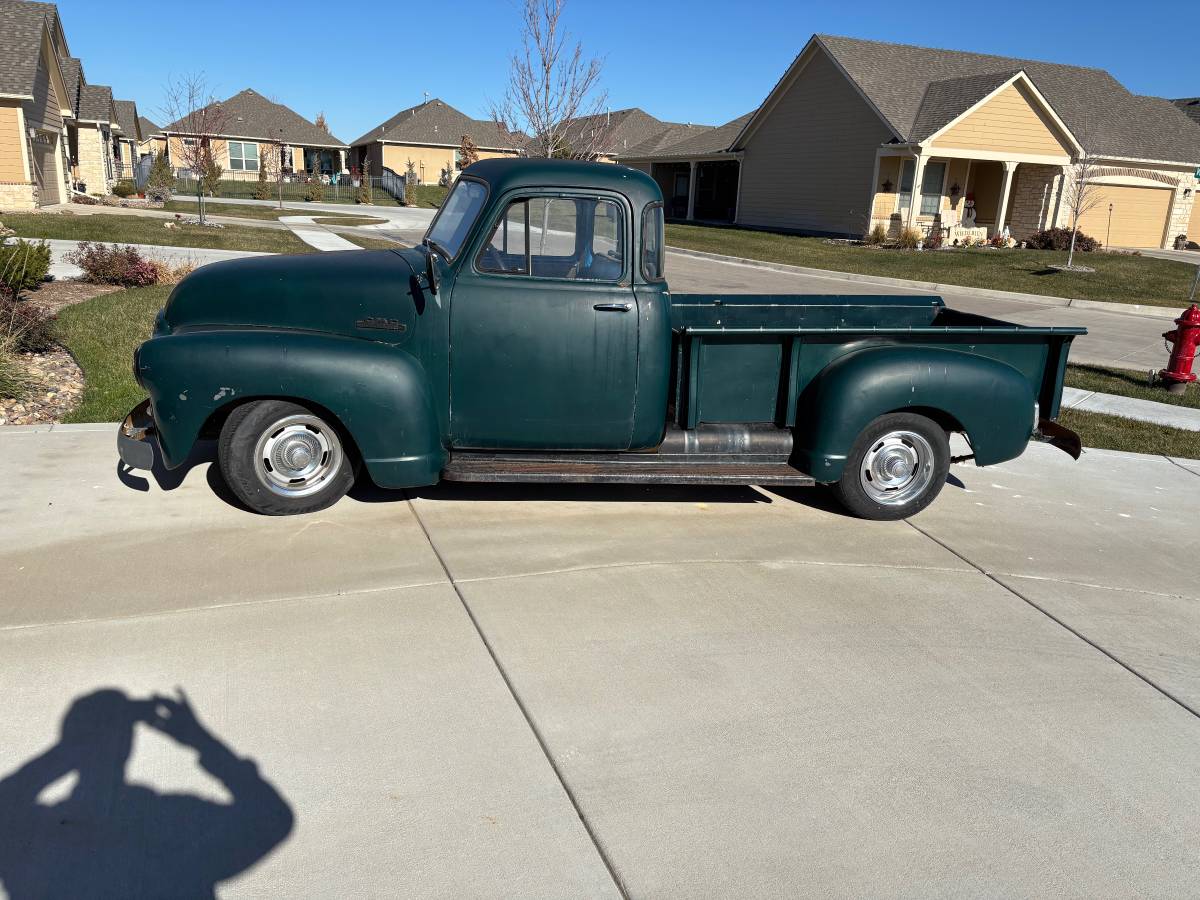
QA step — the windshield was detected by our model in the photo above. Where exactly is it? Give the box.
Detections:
[424,179,487,259]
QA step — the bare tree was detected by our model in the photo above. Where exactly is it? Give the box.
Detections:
[160,74,228,224]
[1060,153,1104,267]
[257,138,290,210]
[488,0,608,159]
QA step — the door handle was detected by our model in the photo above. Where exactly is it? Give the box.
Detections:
[593,302,632,312]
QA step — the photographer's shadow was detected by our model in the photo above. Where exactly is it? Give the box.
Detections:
[0,688,294,899]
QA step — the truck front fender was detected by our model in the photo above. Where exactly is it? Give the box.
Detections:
[793,345,1035,481]
[138,330,444,488]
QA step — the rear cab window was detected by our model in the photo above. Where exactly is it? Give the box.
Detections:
[641,202,665,282]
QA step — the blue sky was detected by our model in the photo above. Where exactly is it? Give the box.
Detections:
[54,0,1192,141]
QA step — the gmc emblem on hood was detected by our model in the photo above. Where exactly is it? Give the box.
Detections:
[355,316,406,333]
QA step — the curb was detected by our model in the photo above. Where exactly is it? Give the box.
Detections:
[1062,387,1200,432]
[665,245,1182,320]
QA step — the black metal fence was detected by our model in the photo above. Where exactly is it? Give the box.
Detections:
[170,171,408,206]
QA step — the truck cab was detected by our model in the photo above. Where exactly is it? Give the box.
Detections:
[119,158,1085,520]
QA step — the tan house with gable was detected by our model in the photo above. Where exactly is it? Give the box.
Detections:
[161,89,349,180]
[0,0,74,209]
[349,98,521,185]
[726,35,1200,249]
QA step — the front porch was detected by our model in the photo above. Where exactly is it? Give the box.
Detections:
[646,157,741,223]
[869,149,1067,245]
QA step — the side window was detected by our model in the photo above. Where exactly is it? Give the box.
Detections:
[477,201,528,274]
[477,196,624,281]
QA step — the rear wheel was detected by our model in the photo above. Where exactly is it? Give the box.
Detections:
[831,413,950,520]
[218,400,358,515]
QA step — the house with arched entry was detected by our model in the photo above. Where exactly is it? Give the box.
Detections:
[723,35,1199,250]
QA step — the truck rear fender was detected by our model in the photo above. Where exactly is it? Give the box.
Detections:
[139,330,444,488]
[793,346,1035,481]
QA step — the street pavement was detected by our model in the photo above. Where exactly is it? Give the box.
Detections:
[1,423,1197,896]
[662,250,1175,372]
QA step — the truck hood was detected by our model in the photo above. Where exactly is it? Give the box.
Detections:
[160,248,427,340]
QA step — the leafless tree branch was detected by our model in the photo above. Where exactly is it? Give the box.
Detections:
[488,0,609,159]
[159,73,229,224]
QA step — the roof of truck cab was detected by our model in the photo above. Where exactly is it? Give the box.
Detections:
[464,158,662,208]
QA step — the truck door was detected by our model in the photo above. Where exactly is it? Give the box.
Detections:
[448,193,639,449]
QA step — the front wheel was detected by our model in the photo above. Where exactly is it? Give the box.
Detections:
[218,400,358,515]
[831,413,950,520]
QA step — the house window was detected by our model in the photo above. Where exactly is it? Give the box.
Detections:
[228,141,259,171]
[919,162,946,216]
[897,159,915,212]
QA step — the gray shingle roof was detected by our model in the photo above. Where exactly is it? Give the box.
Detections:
[0,0,58,97]
[625,112,754,159]
[814,35,1200,164]
[138,114,161,136]
[77,83,114,124]
[113,99,140,140]
[162,88,348,148]
[1172,98,1200,128]
[350,98,517,150]
[61,56,82,113]
[556,107,712,158]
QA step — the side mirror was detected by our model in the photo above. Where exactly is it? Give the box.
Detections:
[425,248,440,295]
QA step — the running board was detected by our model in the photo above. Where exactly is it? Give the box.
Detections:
[442,455,816,486]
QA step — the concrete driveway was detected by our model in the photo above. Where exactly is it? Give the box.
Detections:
[1,424,1197,897]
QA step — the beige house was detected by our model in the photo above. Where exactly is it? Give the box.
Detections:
[0,0,74,209]
[349,99,521,185]
[161,89,348,180]
[723,36,1200,250]
[138,114,166,159]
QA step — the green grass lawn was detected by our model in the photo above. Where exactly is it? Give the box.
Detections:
[6,212,312,254]
[162,200,358,222]
[666,224,1197,308]
[1059,407,1199,458]
[54,284,167,422]
[412,185,447,209]
[1065,363,1200,409]
[340,234,399,250]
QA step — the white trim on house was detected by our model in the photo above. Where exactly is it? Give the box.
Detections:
[919,70,1084,156]
[0,92,35,100]
[913,146,1072,166]
[16,106,33,183]
[1095,154,1200,169]
[729,37,904,151]
[372,138,520,153]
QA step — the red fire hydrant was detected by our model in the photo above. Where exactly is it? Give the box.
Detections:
[1160,304,1200,394]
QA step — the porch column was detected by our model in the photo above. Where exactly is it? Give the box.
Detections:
[686,160,697,221]
[867,149,882,233]
[905,154,926,229]
[995,160,1018,234]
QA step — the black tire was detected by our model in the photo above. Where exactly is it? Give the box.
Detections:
[831,413,950,521]
[218,400,358,516]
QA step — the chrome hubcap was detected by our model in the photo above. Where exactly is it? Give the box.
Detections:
[253,414,343,498]
[860,430,935,506]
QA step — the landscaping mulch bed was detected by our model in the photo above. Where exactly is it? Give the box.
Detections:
[1,281,120,427]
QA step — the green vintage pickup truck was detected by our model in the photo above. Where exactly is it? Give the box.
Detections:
[119,158,1085,519]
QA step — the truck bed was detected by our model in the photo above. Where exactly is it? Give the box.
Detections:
[666,294,1086,429]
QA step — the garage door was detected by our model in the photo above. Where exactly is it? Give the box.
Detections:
[1077,183,1172,248]
[31,132,61,206]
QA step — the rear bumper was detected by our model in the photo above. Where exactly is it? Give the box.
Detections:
[117,399,157,470]
[1034,418,1082,459]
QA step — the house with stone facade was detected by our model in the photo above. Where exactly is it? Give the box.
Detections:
[160,89,349,181]
[349,98,522,185]
[0,0,149,208]
[629,35,1200,250]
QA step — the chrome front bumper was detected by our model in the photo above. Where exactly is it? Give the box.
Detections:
[117,398,157,470]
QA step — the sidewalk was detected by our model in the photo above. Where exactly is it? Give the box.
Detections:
[1063,386,1200,431]
[27,238,269,279]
